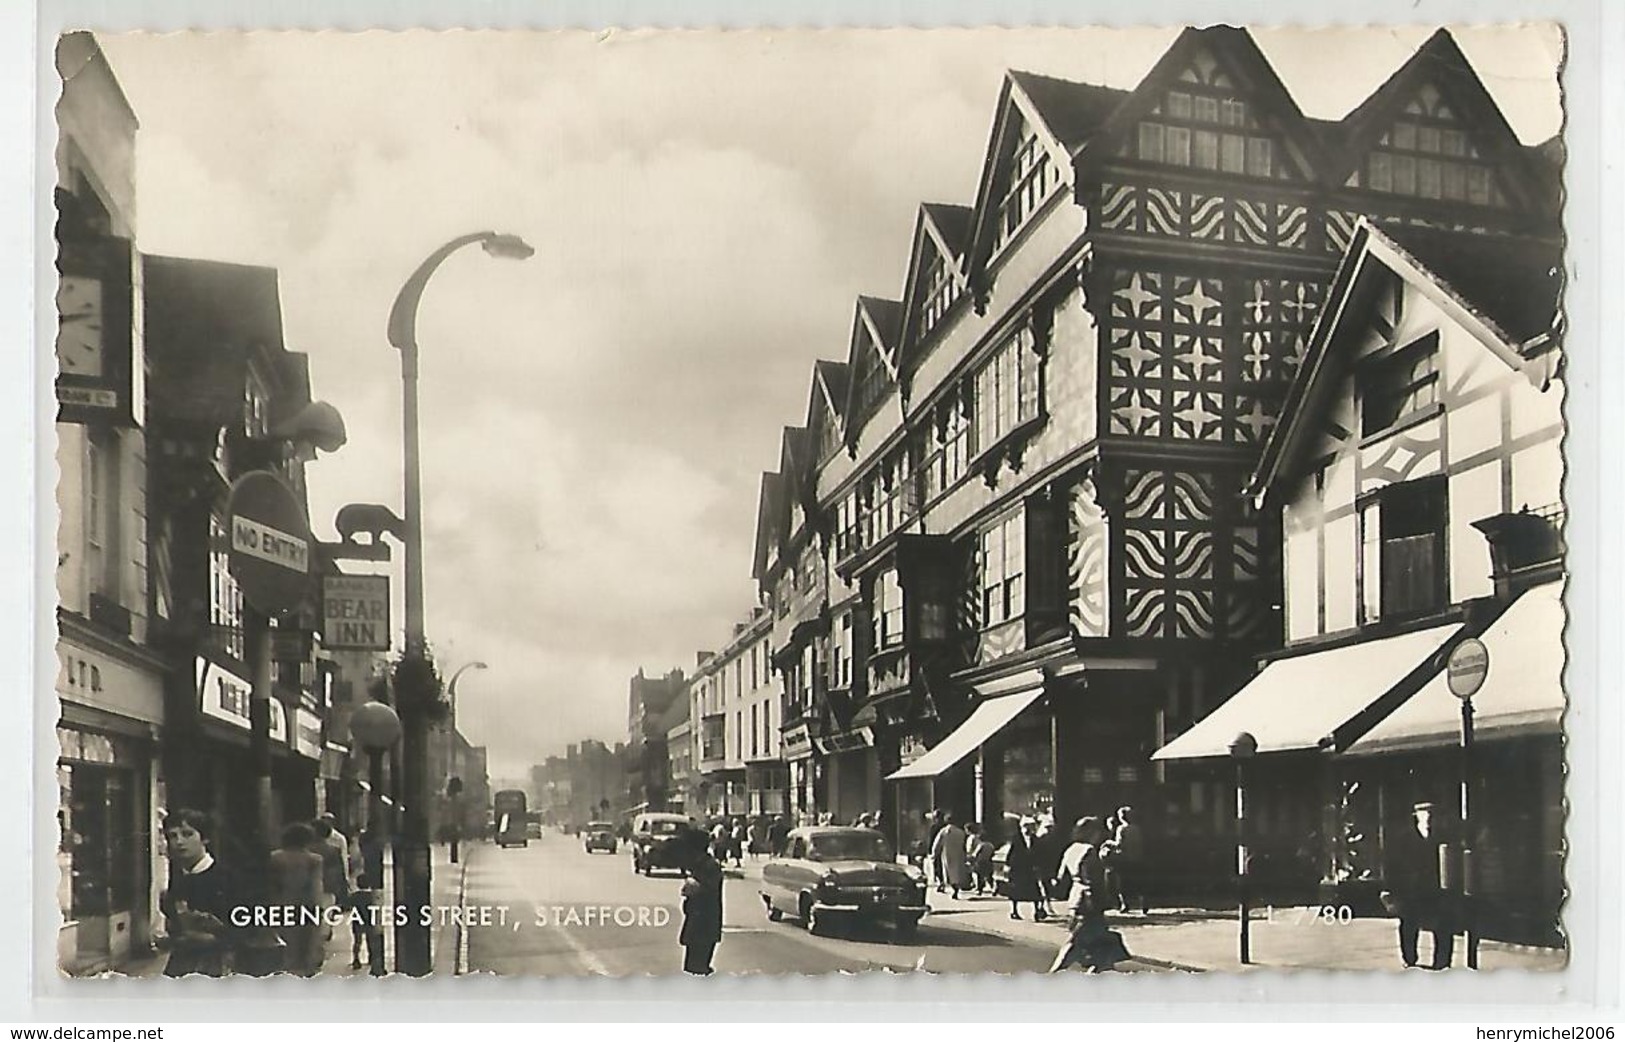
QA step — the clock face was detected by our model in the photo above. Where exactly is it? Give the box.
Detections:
[57,275,105,378]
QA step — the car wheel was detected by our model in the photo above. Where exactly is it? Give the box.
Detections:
[762,895,783,923]
[609,844,617,854]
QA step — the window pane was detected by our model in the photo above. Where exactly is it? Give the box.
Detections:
[1369,152,1392,192]
[1418,158,1442,199]
[1417,125,1441,154]
[1221,133,1246,173]
[1392,154,1416,196]
[1245,137,1272,177]
[1442,129,1467,157]
[1167,91,1192,119]
[1467,167,1491,204]
[1193,130,1219,170]
[1166,126,1191,166]
[1194,95,1219,124]
[1138,122,1165,163]
[1442,162,1466,200]
[1221,99,1246,127]
[1360,502,1382,623]
[1393,121,1417,150]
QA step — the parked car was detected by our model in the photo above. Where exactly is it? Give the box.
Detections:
[630,812,693,875]
[760,826,928,938]
[583,821,618,854]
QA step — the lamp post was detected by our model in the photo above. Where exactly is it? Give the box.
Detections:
[1447,637,1489,970]
[386,231,533,976]
[1229,731,1258,966]
[445,661,488,863]
[349,699,401,977]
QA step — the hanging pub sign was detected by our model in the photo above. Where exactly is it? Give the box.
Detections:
[55,232,142,427]
[226,471,314,614]
[321,574,391,651]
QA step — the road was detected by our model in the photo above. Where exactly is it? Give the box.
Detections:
[460,831,1166,976]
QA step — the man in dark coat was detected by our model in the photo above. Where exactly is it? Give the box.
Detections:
[1383,801,1454,970]
[766,815,790,857]
[1004,816,1046,921]
[678,827,723,975]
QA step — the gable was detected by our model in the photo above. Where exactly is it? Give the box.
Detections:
[900,204,973,360]
[1096,29,1323,185]
[1332,30,1551,215]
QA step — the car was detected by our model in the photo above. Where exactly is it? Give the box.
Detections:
[630,812,693,875]
[583,821,618,854]
[759,826,928,938]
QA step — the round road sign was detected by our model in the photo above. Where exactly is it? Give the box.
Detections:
[1446,637,1490,700]
[350,700,403,750]
[226,470,314,614]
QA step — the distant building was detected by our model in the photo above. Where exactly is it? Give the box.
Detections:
[624,667,686,812]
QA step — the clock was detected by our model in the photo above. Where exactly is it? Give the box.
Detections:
[57,275,104,378]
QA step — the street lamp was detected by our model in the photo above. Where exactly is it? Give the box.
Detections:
[386,231,533,976]
[1447,637,1489,970]
[445,661,488,863]
[1228,730,1258,966]
[349,699,401,977]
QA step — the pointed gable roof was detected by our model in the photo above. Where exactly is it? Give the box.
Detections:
[1326,28,1553,212]
[1082,25,1327,179]
[1007,71,1131,153]
[751,471,784,584]
[841,296,905,437]
[898,202,975,366]
[144,253,286,427]
[1249,218,1563,504]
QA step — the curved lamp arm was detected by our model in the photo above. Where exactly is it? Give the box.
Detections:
[387,232,534,357]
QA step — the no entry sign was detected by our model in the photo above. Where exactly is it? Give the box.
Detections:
[226,471,314,614]
[1446,637,1490,700]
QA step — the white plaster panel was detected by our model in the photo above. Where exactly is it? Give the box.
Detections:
[1323,513,1358,636]
[1449,461,1500,602]
[1511,438,1564,515]
[1447,394,1501,465]
[1285,524,1319,643]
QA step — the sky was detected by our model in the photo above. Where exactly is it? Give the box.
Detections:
[91,25,1563,782]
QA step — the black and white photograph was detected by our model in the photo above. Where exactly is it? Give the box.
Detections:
[44,19,1576,985]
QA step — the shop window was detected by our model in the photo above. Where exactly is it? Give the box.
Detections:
[1359,478,1448,623]
[1360,332,1440,438]
[980,509,1027,626]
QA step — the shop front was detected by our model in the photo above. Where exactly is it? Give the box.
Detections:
[55,625,165,974]
[166,656,293,860]
[819,725,879,826]
[781,720,819,825]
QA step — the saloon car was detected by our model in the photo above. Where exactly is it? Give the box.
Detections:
[630,812,693,875]
[583,821,618,854]
[760,827,928,937]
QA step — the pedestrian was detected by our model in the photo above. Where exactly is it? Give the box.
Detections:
[677,827,724,975]
[730,817,748,867]
[930,812,972,899]
[347,829,385,974]
[1048,817,1132,973]
[1005,816,1046,921]
[968,823,995,896]
[159,809,244,977]
[1109,805,1146,913]
[1382,801,1454,970]
[310,818,351,908]
[1032,814,1064,918]
[267,821,326,976]
[927,810,948,892]
[767,814,790,857]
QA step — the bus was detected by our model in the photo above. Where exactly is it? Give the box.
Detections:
[493,789,529,848]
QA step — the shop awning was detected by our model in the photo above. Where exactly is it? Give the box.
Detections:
[887,674,1045,781]
[1347,583,1564,755]
[1152,622,1463,761]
